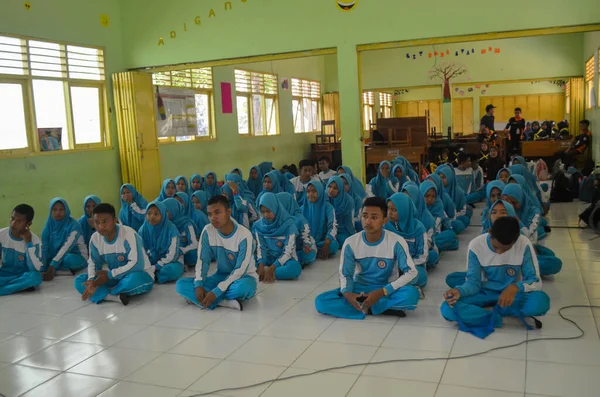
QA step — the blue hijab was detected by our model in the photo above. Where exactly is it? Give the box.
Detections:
[192,190,208,215]
[369,161,393,199]
[278,171,296,195]
[337,166,366,199]
[301,180,329,241]
[254,192,298,238]
[202,171,222,200]
[481,181,506,231]
[221,184,248,226]
[163,197,194,233]
[327,176,356,234]
[392,164,409,190]
[225,172,255,202]
[508,174,542,212]
[79,195,101,245]
[393,156,420,184]
[158,178,176,201]
[402,182,435,231]
[247,166,263,198]
[339,173,363,213]
[138,201,180,265]
[427,173,456,218]
[256,170,284,205]
[512,156,526,166]
[285,172,295,180]
[496,167,512,182]
[385,193,426,240]
[277,192,306,221]
[119,184,148,230]
[42,198,83,265]
[174,176,191,195]
[482,200,521,233]
[502,184,541,229]
[510,164,543,204]
[175,192,200,235]
[436,165,466,210]
[258,161,273,176]
[190,173,204,193]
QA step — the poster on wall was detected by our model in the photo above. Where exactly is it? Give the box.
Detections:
[38,128,62,152]
[155,87,197,137]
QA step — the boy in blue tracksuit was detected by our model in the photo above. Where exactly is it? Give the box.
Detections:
[466,157,486,204]
[302,180,339,259]
[441,216,549,338]
[315,197,420,320]
[254,193,302,281]
[0,204,43,295]
[454,153,474,195]
[176,195,258,311]
[74,203,155,305]
[290,159,324,207]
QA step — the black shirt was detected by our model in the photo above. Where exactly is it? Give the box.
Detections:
[486,157,505,182]
[506,117,526,140]
[480,115,495,131]
[574,131,591,151]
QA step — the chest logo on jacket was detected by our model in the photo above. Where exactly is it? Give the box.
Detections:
[506,267,516,277]
[117,255,125,262]
[378,260,386,269]
[228,253,235,261]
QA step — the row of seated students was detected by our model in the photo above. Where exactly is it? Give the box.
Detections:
[0,155,558,338]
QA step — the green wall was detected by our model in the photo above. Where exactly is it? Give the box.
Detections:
[584,31,600,161]
[0,0,124,234]
[159,56,328,180]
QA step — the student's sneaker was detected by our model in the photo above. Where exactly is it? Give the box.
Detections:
[184,298,194,305]
[119,294,130,306]
[24,287,36,292]
[383,309,406,317]
[219,299,244,311]
[530,316,543,329]
[154,274,158,283]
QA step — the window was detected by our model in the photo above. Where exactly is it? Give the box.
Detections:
[0,34,108,155]
[362,91,375,131]
[235,69,279,136]
[585,56,594,109]
[379,92,393,119]
[291,78,321,133]
[152,68,214,142]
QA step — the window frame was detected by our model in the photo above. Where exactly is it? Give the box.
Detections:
[152,68,216,144]
[584,55,594,109]
[234,68,280,137]
[379,92,393,119]
[0,33,110,158]
[362,91,375,132]
[291,77,322,134]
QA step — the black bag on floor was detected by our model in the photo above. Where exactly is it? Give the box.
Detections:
[550,170,573,203]
[580,177,596,203]
[569,171,584,199]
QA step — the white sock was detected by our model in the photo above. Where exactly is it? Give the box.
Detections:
[218,299,242,311]
[103,294,121,303]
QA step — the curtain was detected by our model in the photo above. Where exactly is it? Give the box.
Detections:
[323,92,341,140]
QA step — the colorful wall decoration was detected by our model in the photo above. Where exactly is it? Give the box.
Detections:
[405,46,501,60]
[428,62,468,102]
[337,0,358,11]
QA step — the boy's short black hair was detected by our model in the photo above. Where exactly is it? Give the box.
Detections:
[457,152,470,164]
[489,145,499,151]
[318,156,330,163]
[491,217,520,245]
[515,107,522,112]
[93,203,116,217]
[580,119,590,127]
[13,204,34,222]
[362,197,387,216]
[299,159,314,169]
[208,195,230,210]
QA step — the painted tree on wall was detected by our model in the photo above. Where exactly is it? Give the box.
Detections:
[428,62,468,103]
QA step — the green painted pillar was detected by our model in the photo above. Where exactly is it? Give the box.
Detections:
[337,44,364,182]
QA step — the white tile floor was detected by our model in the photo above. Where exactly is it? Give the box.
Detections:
[1,201,600,396]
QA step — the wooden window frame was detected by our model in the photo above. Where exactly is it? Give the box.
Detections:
[235,68,280,137]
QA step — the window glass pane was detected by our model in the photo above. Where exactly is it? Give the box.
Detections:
[195,93,210,137]
[237,96,249,134]
[253,94,264,135]
[0,36,27,75]
[0,83,28,150]
[33,79,69,150]
[302,98,311,133]
[266,97,277,135]
[292,99,301,133]
[175,136,193,142]
[311,100,319,131]
[70,86,101,144]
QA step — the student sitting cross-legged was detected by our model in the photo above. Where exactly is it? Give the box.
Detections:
[253,193,302,282]
[302,180,340,259]
[326,176,356,246]
[175,195,258,311]
[440,214,550,338]
[314,197,420,320]
[75,203,155,305]
[419,180,459,251]
[79,195,101,246]
[0,204,43,295]
[402,182,440,269]
[139,201,184,284]
[163,198,198,267]
[41,198,88,281]
[276,192,317,267]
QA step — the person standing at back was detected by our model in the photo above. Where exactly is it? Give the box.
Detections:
[505,107,526,162]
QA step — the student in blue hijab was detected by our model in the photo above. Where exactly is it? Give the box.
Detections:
[339,173,363,232]
[227,171,256,202]
[247,166,263,199]
[501,185,560,276]
[175,192,202,235]
[253,193,302,281]
[139,201,184,284]
[426,173,465,234]
[510,164,545,213]
[190,174,204,193]
[202,171,222,200]
[367,161,393,199]
[256,170,284,206]
[402,182,439,268]
[326,176,356,246]
[496,167,511,184]
[79,195,101,246]
[481,180,505,233]
[41,198,88,280]
[436,164,471,228]
[277,192,317,267]
[174,176,191,195]
[162,198,198,267]
[337,166,366,199]
[223,174,259,229]
[389,164,409,194]
[420,180,459,251]
[119,184,148,231]
[302,180,339,259]
[158,178,176,201]
[277,171,296,196]
[393,156,420,184]
[191,190,209,215]
[258,161,273,177]
[385,193,428,290]
[507,172,549,233]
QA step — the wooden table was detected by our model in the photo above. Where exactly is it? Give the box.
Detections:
[366,145,426,174]
[522,141,571,158]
